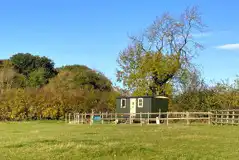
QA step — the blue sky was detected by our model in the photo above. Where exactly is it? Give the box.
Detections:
[0,0,238,86]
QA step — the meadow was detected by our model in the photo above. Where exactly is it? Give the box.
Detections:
[0,121,239,160]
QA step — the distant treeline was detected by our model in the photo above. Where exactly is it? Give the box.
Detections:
[171,76,239,111]
[0,53,238,121]
[0,53,119,120]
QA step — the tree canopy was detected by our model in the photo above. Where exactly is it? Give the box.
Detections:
[116,6,206,96]
[10,53,57,87]
[48,65,112,92]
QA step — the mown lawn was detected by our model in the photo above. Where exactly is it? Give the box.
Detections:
[0,121,239,160]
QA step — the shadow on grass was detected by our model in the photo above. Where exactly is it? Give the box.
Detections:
[83,132,98,135]
[84,144,158,159]
[4,138,105,149]
[4,139,60,149]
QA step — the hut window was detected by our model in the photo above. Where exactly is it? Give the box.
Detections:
[138,98,143,108]
[121,99,126,108]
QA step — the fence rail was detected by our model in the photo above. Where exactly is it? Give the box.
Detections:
[66,109,239,126]
[66,111,212,125]
[210,110,239,125]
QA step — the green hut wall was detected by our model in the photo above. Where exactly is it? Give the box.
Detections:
[116,96,169,118]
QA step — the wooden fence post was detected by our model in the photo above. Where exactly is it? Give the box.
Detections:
[215,111,218,125]
[166,112,169,125]
[129,113,132,124]
[106,112,108,124]
[220,111,223,125]
[140,112,142,126]
[234,110,236,125]
[65,113,67,123]
[75,113,77,124]
[186,111,189,125]
[84,112,87,123]
[227,109,229,124]
[232,111,235,125]
[147,112,150,125]
[81,113,84,124]
[90,112,92,125]
[68,113,71,123]
[75,113,78,124]
[208,111,211,125]
[76,113,78,124]
[158,109,161,125]
[101,112,104,124]
[90,110,94,125]
[115,113,117,124]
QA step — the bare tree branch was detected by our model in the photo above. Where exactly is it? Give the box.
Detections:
[116,6,207,96]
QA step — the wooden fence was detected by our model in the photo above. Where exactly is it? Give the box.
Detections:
[66,111,212,125]
[210,109,239,125]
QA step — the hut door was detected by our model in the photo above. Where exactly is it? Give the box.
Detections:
[130,98,136,116]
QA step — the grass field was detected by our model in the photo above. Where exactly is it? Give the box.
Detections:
[0,122,239,160]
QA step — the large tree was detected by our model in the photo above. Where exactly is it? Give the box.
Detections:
[116,6,206,96]
[10,53,57,87]
[45,65,115,113]
[49,65,112,92]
